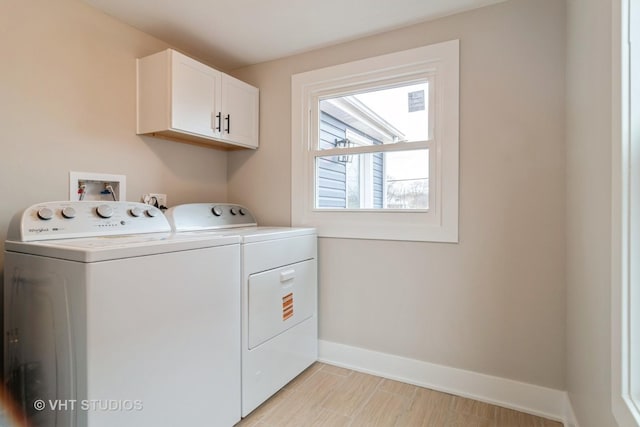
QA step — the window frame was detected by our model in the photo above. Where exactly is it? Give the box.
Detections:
[612,0,640,425]
[291,40,459,242]
[344,129,375,209]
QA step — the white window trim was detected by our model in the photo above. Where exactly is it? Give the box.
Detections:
[345,129,374,209]
[612,0,640,425]
[291,40,459,242]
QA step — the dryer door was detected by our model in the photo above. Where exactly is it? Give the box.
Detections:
[248,259,316,349]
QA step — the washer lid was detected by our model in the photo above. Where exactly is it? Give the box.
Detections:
[5,232,240,262]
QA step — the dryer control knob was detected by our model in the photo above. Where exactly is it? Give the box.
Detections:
[129,207,143,217]
[145,209,159,218]
[37,207,54,220]
[230,207,238,215]
[61,207,76,219]
[212,206,223,217]
[239,208,247,216]
[96,204,113,219]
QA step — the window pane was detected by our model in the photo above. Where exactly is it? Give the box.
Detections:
[315,149,429,210]
[319,81,430,150]
[345,154,361,208]
[385,150,429,209]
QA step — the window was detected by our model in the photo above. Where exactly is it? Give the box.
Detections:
[612,0,640,425]
[628,0,640,419]
[291,40,459,242]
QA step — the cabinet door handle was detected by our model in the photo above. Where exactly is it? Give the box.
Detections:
[224,114,230,133]
[215,112,222,132]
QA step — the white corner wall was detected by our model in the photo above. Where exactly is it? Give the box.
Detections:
[565,0,618,426]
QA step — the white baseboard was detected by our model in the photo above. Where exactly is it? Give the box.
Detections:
[318,340,579,427]
[562,393,580,427]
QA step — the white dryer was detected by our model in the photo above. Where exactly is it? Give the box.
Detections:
[165,203,318,417]
[4,201,242,427]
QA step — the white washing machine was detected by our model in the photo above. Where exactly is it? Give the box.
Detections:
[165,203,317,417]
[4,201,242,427]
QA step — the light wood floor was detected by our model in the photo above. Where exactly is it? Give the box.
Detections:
[236,362,563,427]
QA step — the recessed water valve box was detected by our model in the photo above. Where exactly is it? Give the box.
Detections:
[69,171,126,202]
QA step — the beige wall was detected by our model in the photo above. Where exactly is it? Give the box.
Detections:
[0,0,229,263]
[230,0,566,389]
[565,0,617,425]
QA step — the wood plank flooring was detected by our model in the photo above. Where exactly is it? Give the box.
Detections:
[235,362,563,427]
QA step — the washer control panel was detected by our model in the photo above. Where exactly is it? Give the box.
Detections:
[165,203,257,231]
[9,201,170,241]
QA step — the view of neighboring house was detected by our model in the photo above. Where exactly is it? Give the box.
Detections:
[317,83,430,210]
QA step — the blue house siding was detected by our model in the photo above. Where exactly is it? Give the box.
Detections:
[317,112,384,208]
[373,152,383,207]
[317,113,347,208]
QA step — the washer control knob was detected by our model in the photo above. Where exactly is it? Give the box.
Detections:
[145,209,159,218]
[230,207,238,216]
[238,208,247,216]
[129,207,143,217]
[96,204,113,219]
[212,206,223,217]
[37,207,54,220]
[61,207,76,219]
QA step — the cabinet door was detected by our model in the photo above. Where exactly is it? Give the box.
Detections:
[221,74,259,148]
[171,51,220,138]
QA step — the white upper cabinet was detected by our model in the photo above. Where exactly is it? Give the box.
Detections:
[221,74,259,148]
[171,51,220,139]
[137,49,259,149]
